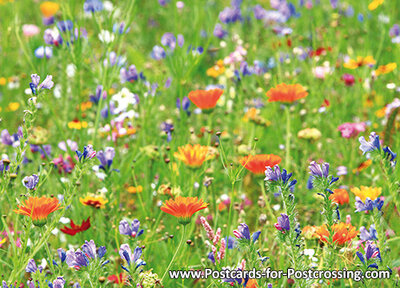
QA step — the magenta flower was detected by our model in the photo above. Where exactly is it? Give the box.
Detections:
[338,122,366,138]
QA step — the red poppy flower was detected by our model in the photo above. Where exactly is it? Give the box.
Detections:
[188,89,223,110]
[265,83,308,103]
[61,217,91,236]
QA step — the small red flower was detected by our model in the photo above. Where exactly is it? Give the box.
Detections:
[61,217,91,236]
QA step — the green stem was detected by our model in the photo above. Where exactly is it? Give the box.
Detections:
[285,106,291,170]
[161,225,187,282]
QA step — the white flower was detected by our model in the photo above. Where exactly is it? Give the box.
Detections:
[111,88,138,113]
[98,30,115,43]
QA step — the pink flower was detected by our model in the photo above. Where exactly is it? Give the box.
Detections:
[22,24,40,37]
[342,73,355,86]
[338,122,366,138]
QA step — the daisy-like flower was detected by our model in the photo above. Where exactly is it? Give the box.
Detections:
[374,63,396,76]
[265,83,308,103]
[188,89,224,110]
[343,56,376,69]
[240,154,282,175]
[174,144,214,168]
[351,186,382,202]
[80,194,108,209]
[160,196,208,225]
[14,196,61,227]
[61,217,91,236]
[329,188,349,205]
[111,88,138,113]
[314,222,358,245]
[40,1,60,18]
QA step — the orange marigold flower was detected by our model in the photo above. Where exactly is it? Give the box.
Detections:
[302,225,317,240]
[14,196,61,227]
[265,83,308,103]
[160,196,208,225]
[343,56,376,69]
[375,63,396,76]
[174,144,214,168]
[314,223,358,245]
[188,89,223,110]
[40,1,60,17]
[350,186,381,202]
[240,154,282,175]
[245,279,259,288]
[206,60,225,78]
[329,189,349,205]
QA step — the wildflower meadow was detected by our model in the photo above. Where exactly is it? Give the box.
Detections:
[0,0,400,287]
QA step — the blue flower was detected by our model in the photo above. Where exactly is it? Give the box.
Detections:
[76,145,96,162]
[151,45,166,60]
[30,74,54,95]
[355,197,384,212]
[309,161,330,178]
[213,23,228,38]
[359,132,380,154]
[22,174,39,190]
[275,213,290,231]
[265,165,297,189]
[119,244,146,272]
[233,223,260,243]
[356,241,381,267]
[89,85,107,104]
[84,0,103,13]
[97,147,115,171]
[360,225,378,241]
[119,219,144,238]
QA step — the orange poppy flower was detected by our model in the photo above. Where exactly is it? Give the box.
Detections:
[174,144,214,168]
[329,189,349,205]
[14,196,61,227]
[160,196,208,225]
[265,83,308,103]
[40,1,60,18]
[188,89,223,110]
[314,223,358,245]
[240,154,282,175]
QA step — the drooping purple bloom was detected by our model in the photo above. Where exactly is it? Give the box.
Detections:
[233,223,261,243]
[355,197,384,212]
[119,219,144,238]
[89,85,107,104]
[356,241,381,267]
[120,65,138,83]
[119,244,146,272]
[49,277,66,288]
[265,165,297,189]
[30,74,54,95]
[383,146,397,163]
[58,248,67,263]
[161,33,177,51]
[22,174,39,190]
[151,45,166,60]
[359,132,381,154]
[308,161,330,178]
[76,145,96,161]
[84,0,103,13]
[97,147,115,171]
[25,259,43,273]
[66,249,90,268]
[360,225,378,241]
[213,23,228,39]
[57,20,73,32]
[275,213,290,231]
[161,122,174,142]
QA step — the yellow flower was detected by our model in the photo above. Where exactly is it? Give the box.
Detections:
[40,1,60,17]
[375,63,397,76]
[80,194,108,209]
[79,101,93,111]
[351,186,382,202]
[297,128,322,141]
[343,56,376,69]
[68,120,88,129]
[206,60,225,78]
[6,102,20,112]
[126,185,143,194]
[375,107,386,118]
[368,0,384,11]
[0,77,6,86]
